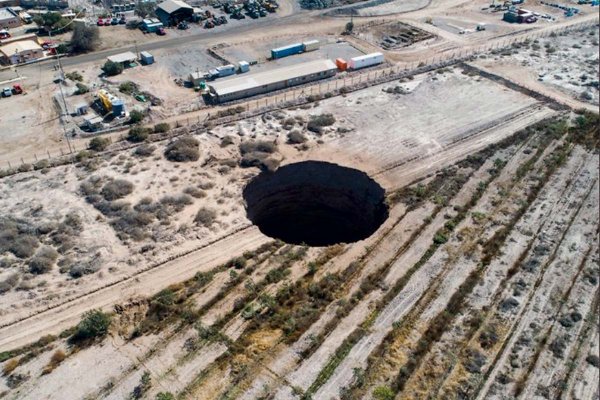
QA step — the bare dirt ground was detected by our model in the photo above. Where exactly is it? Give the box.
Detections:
[0,0,598,398]
[473,24,599,108]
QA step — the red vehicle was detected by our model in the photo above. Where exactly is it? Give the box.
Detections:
[103,19,111,26]
[12,84,23,95]
[97,18,104,26]
[157,27,166,35]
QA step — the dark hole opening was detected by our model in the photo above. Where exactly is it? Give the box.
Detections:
[243,161,389,247]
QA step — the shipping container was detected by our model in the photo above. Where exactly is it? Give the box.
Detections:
[140,51,154,65]
[335,58,347,71]
[238,60,250,73]
[302,39,320,52]
[271,43,303,59]
[348,52,384,70]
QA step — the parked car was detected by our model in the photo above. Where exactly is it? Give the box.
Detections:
[103,19,111,26]
[2,87,12,97]
[11,84,23,95]
[111,17,118,25]
[157,27,166,35]
[97,18,104,26]
[204,20,215,28]
[218,16,227,24]
[119,16,126,24]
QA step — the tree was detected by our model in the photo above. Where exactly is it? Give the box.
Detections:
[345,21,354,33]
[135,2,156,18]
[72,309,111,341]
[102,60,123,76]
[70,24,100,54]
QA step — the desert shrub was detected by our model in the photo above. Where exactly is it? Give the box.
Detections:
[586,354,600,368]
[9,235,39,259]
[110,210,154,241]
[72,309,111,342]
[102,60,123,76]
[29,246,59,274]
[183,186,206,198]
[287,130,307,144]
[131,371,151,399]
[156,392,175,400]
[129,110,144,124]
[220,136,235,147]
[42,349,66,374]
[75,82,89,94]
[0,273,19,294]
[160,194,193,211]
[2,359,19,376]
[134,144,156,157]
[101,179,134,201]
[307,113,335,133]
[88,137,110,152]
[239,140,277,155]
[195,207,217,227]
[119,81,138,95]
[65,71,82,81]
[164,136,200,162]
[68,261,100,278]
[240,151,280,171]
[128,126,152,143]
[373,385,394,400]
[153,123,170,133]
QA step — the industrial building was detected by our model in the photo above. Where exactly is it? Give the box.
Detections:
[156,0,193,26]
[0,7,19,29]
[0,39,42,64]
[208,59,337,103]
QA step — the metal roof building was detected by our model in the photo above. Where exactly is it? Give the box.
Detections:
[208,59,337,103]
[107,51,137,64]
[156,0,193,25]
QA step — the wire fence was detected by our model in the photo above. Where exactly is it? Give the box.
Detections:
[1,18,597,176]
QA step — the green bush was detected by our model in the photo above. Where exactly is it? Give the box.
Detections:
[156,393,175,400]
[88,137,110,152]
[65,71,82,81]
[129,110,144,124]
[72,309,111,341]
[102,60,123,76]
[127,126,151,143]
[373,386,395,400]
[153,123,170,133]
[75,82,89,94]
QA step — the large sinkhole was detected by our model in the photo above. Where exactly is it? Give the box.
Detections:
[243,161,389,247]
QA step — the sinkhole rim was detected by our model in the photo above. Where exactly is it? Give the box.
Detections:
[242,160,389,247]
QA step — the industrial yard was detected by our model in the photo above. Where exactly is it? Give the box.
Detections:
[0,0,598,398]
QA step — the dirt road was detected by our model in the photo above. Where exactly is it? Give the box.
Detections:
[0,227,269,352]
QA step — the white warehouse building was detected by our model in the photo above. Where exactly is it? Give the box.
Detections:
[208,59,337,103]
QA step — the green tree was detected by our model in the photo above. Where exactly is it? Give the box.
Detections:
[345,21,354,33]
[88,137,110,151]
[70,24,100,54]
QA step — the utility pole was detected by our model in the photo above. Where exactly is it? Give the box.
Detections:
[49,30,73,154]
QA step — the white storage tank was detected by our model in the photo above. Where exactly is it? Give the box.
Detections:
[302,39,320,52]
[348,52,384,70]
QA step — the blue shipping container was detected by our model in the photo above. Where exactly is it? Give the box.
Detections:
[271,43,304,59]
